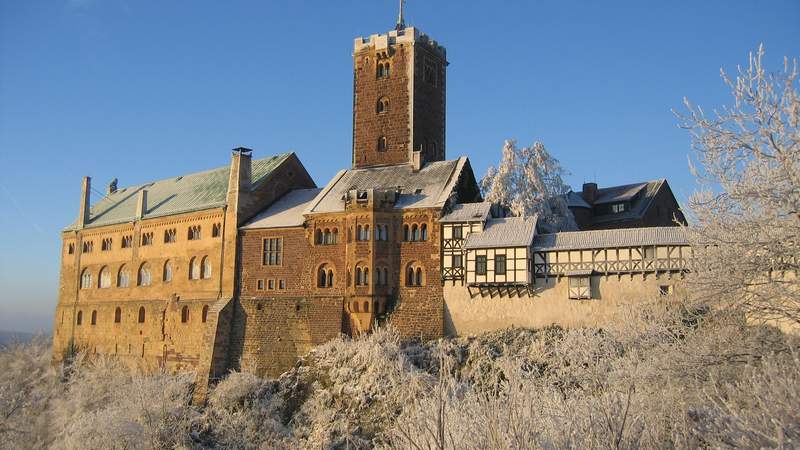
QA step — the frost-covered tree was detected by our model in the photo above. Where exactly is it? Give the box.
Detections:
[678,46,800,326]
[481,139,576,231]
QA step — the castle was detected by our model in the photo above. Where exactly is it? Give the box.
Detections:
[52,17,690,396]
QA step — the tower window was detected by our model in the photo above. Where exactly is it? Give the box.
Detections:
[377,136,388,152]
[376,62,390,79]
[377,97,389,114]
[424,61,438,86]
[67,243,75,254]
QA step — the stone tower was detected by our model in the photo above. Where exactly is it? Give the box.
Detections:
[352,25,447,169]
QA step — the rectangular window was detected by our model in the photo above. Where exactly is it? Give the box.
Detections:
[475,255,487,276]
[268,279,275,290]
[644,246,656,260]
[279,279,286,290]
[452,225,463,239]
[611,203,626,214]
[257,279,264,290]
[262,238,282,265]
[568,276,591,300]
[452,254,463,268]
[495,255,506,275]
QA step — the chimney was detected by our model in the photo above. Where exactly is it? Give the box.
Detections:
[229,147,253,195]
[107,178,118,195]
[136,189,148,220]
[411,147,422,172]
[77,176,91,228]
[582,182,598,204]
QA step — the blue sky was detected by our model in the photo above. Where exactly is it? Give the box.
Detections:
[0,1,798,333]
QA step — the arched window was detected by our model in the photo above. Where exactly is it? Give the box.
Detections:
[138,263,152,286]
[331,228,339,244]
[363,268,370,286]
[98,266,111,289]
[80,269,92,289]
[202,305,209,323]
[356,225,363,241]
[406,264,424,287]
[406,266,414,287]
[355,267,363,286]
[363,225,370,241]
[383,225,389,241]
[415,268,424,286]
[114,307,122,324]
[377,97,389,114]
[363,301,370,313]
[384,62,391,78]
[376,63,384,79]
[189,257,200,280]
[323,229,331,245]
[327,269,334,287]
[138,306,145,323]
[91,310,97,325]
[212,223,221,238]
[163,260,173,283]
[318,264,334,288]
[412,224,419,241]
[181,305,189,323]
[315,229,323,244]
[377,136,388,152]
[201,256,212,279]
[353,302,360,313]
[421,224,428,241]
[188,225,201,240]
[76,310,83,325]
[118,265,130,288]
[403,224,410,242]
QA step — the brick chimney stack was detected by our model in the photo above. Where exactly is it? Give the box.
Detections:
[77,176,91,229]
[582,182,598,204]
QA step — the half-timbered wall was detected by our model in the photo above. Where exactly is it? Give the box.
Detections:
[441,222,482,282]
[464,247,529,285]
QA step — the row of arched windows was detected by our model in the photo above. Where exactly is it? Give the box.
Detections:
[76,223,222,255]
[403,223,428,242]
[80,256,212,289]
[376,62,391,79]
[315,264,423,288]
[315,228,339,245]
[76,305,209,326]
[350,299,383,314]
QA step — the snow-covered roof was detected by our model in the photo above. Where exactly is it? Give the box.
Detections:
[465,216,538,249]
[532,226,688,251]
[305,158,468,214]
[242,188,322,229]
[439,202,492,223]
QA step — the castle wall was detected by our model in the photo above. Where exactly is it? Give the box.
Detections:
[444,273,687,336]
[53,208,228,371]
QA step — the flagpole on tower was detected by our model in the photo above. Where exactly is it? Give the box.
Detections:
[396,0,405,30]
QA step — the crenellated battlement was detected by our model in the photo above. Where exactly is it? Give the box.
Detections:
[354,26,446,59]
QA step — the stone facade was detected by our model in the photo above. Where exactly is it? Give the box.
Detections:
[52,151,316,390]
[352,27,447,169]
[51,20,693,396]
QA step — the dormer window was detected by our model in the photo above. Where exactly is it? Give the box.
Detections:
[611,203,627,214]
[377,97,389,114]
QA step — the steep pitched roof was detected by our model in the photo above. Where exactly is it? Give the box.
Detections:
[464,216,538,249]
[241,188,322,229]
[567,179,668,224]
[306,158,468,214]
[533,226,688,251]
[439,202,492,223]
[66,153,292,230]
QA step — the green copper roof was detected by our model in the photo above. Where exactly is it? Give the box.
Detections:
[66,153,292,230]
